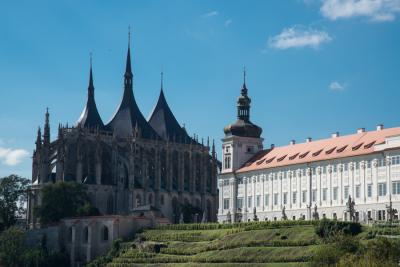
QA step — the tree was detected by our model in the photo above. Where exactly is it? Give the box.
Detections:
[0,175,30,230]
[35,181,99,224]
[0,226,26,267]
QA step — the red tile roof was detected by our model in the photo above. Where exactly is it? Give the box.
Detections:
[237,127,400,173]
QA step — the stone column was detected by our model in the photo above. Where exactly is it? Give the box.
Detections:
[218,180,223,215]
[386,156,391,203]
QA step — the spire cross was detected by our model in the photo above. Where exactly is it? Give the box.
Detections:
[243,66,246,85]
[128,25,131,47]
[161,71,164,89]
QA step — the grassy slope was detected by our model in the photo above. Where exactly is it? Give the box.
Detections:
[107,225,320,266]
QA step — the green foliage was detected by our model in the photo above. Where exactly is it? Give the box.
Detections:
[0,175,30,230]
[181,203,202,223]
[310,244,342,267]
[155,220,316,231]
[0,226,69,267]
[314,218,361,240]
[87,239,124,267]
[0,226,26,267]
[34,181,99,224]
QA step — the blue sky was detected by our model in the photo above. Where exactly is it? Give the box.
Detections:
[1,0,400,178]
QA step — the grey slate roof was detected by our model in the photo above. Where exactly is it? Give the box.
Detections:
[148,89,192,143]
[76,66,104,129]
[105,46,161,139]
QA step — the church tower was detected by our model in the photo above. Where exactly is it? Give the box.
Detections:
[222,70,263,173]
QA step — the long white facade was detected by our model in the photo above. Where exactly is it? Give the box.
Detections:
[218,133,400,223]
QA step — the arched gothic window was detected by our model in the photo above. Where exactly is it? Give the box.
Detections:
[102,226,109,241]
[83,227,89,243]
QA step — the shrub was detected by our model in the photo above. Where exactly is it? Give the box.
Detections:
[310,244,342,267]
[315,219,361,240]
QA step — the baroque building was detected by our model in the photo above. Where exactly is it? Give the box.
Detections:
[218,74,400,223]
[27,41,218,228]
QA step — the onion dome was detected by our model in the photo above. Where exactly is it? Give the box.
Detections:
[224,70,262,138]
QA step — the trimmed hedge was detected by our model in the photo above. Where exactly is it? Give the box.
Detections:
[155,220,316,231]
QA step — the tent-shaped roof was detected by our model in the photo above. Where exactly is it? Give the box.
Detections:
[148,87,192,143]
[76,64,104,129]
[105,46,161,139]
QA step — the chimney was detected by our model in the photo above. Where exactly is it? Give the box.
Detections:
[377,124,384,131]
[306,137,312,143]
[290,140,296,145]
[270,144,275,149]
[357,128,365,134]
[331,132,339,138]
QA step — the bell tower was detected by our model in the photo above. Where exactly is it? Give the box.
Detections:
[222,70,263,173]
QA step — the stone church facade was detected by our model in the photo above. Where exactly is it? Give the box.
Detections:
[27,41,218,228]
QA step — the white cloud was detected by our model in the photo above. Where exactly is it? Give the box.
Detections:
[0,147,29,166]
[321,0,400,22]
[330,81,346,91]
[268,26,332,50]
[224,19,232,27]
[202,11,218,18]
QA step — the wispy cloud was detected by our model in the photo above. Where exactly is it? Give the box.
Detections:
[224,19,233,27]
[321,0,400,22]
[329,81,346,91]
[268,26,332,50]
[202,11,219,18]
[0,146,29,166]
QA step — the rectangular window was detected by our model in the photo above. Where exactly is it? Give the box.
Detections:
[223,179,229,186]
[248,196,252,208]
[312,167,316,175]
[333,187,338,200]
[392,156,400,165]
[274,193,279,205]
[333,165,337,173]
[367,184,372,197]
[283,192,288,205]
[344,186,349,199]
[237,198,243,209]
[378,159,386,167]
[223,198,230,210]
[302,190,307,203]
[256,195,261,207]
[392,181,400,195]
[367,160,371,169]
[292,192,297,204]
[378,183,387,196]
[224,156,231,169]
[264,194,269,206]
[322,188,327,201]
[355,185,360,198]
[344,163,348,172]
[312,189,317,202]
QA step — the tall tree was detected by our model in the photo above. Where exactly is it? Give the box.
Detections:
[35,181,99,224]
[0,175,30,230]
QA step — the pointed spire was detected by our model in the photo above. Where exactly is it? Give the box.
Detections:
[124,26,133,83]
[88,53,94,97]
[160,71,164,91]
[44,108,50,144]
[212,139,216,156]
[36,127,42,149]
[241,66,248,95]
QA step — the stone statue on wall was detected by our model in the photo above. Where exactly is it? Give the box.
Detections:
[386,195,398,223]
[346,196,356,222]
[282,206,288,220]
[312,204,319,220]
[253,207,259,221]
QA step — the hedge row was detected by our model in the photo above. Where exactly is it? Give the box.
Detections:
[155,220,316,231]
